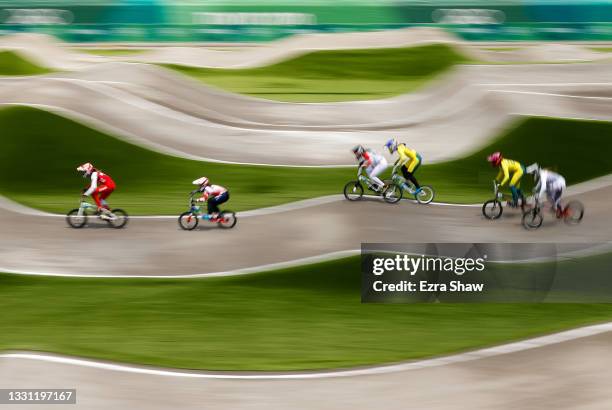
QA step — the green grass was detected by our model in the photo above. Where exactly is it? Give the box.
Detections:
[0,50,52,76]
[1,106,612,214]
[2,256,612,371]
[0,106,352,214]
[76,48,147,56]
[422,116,612,203]
[163,44,470,102]
[588,47,612,52]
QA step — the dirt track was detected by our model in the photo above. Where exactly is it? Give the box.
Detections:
[1,28,610,70]
[3,327,612,409]
[1,62,611,165]
[1,184,610,277]
[2,29,612,409]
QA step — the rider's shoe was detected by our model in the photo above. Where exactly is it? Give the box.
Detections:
[98,207,113,220]
[369,184,383,193]
[415,187,422,195]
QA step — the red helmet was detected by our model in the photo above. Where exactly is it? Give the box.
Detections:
[487,152,503,167]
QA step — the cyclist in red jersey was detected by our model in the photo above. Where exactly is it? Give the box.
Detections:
[77,163,116,218]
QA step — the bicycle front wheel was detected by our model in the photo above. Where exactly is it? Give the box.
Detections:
[522,208,543,230]
[178,211,199,230]
[343,181,364,201]
[482,200,503,219]
[415,186,435,204]
[66,208,88,228]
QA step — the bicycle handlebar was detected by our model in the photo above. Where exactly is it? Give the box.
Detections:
[189,191,209,208]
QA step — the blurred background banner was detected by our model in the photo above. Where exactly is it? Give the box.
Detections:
[0,0,612,42]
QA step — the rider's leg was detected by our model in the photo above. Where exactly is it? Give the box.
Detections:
[549,185,564,215]
[208,192,229,218]
[216,191,229,208]
[98,185,114,210]
[365,165,377,189]
[91,190,103,208]
[369,160,387,190]
[509,169,524,205]
[96,186,115,218]
[207,197,219,216]
[92,189,110,219]
[510,185,519,205]
[408,156,422,190]
[402,166,421,190]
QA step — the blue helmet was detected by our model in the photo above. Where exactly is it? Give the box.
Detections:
[385,138,398,154]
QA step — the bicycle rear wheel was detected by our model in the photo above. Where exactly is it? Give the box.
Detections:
[108,209,129,229]
[218,211,237,229]
[415,186,435,204]
[564,201,584,225]
[66,209,88,228]
[343,181,364,201]
[178,211,199,230]
[482,200,503,219]
[382,184,402,204]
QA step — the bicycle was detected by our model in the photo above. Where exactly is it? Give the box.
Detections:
[66,198,128,229]
[482,181,526,220]
[343,172,388,201]
[382,173,435,205]
[178,191,237,230]
[522,196,584,230]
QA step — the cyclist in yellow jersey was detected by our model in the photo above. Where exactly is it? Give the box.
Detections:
[487,152,525,206]
[385,138,422,190]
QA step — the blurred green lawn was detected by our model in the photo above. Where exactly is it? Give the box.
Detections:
[2,256,612,370]
[1,107,612,214]
[0,50,52,76]
[163,44,470,102]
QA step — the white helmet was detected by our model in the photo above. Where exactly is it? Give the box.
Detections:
[192,176,209,186]
[77,162,94,177]
[526,163,540,175]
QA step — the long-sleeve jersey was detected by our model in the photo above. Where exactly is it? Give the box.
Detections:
[535,170,565,199]
[496,159,523,186]
[357,149,384,168]
[198,184,228,201]
[84,171,115,196]
[395,144,420,172]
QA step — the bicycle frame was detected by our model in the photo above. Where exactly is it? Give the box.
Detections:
[495,180,527,205]
[188,193,204,216]
[531,195,542,213]
[187,192,220,221]
[356,171,379,191]
[77,200,97,217]
[492,181,513,204]
[392,173,416,194]
[358,174,371,185]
